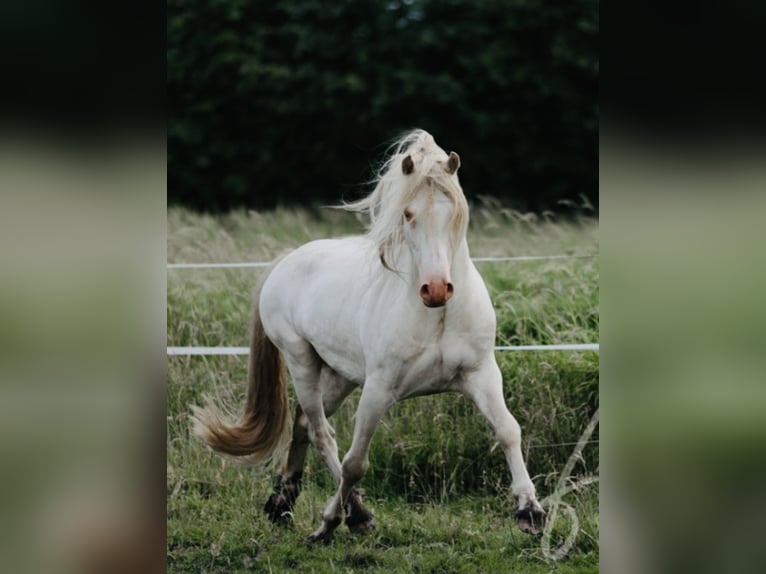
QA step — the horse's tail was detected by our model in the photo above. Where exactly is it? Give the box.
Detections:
[191,287,290,466]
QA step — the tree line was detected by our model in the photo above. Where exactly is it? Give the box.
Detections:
[168,0,598,213]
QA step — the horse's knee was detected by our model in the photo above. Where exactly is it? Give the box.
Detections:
[309,424,335,453]
[342,456,369,483]
[293,410,309,433]
[497,417,522,449]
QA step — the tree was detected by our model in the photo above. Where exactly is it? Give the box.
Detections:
[168,0,598,212]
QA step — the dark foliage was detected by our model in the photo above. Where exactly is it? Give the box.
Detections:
[168,0,598,212]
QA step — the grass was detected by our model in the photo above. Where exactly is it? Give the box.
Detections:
[167,201,599,572]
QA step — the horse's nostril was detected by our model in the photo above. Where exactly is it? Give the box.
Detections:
[446,283,454,294]
[420,284,429,297]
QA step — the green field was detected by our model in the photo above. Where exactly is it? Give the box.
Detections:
[167,203,599,573]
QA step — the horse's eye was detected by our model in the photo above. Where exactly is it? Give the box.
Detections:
[403,209,414,222]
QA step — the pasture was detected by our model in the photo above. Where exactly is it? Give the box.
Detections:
[167,202,599,573]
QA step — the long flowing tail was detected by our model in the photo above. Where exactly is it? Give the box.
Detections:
[190,300,290,466]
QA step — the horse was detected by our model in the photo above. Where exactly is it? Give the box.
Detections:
[191,129,546,543]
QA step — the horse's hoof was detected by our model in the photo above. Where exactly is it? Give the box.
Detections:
[263,493,293,525]
[307,527,335,545]
[307,517,341,545]
[345,506,376,535]
[513,504,546,535]
[344,488,375,535]
[347,515,376,535]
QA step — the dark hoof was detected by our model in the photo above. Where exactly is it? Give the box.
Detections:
[345,505,376,535]
[345,488,376,535]
[263,493,293,525]
[307,517,341,545]
[307,528,334,545]
[514,505,546,535]
[347,515,376,535]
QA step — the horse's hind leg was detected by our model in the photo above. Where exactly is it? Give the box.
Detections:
[309,382,394,543]
[263,404,309,524]
[264,372,355,524]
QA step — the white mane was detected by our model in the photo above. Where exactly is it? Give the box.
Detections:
[342,129,469,268]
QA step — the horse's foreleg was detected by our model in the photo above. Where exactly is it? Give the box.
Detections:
[308,383,394,543]
[459,360,546,534]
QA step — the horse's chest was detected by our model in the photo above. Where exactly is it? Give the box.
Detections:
[395,335,481,398]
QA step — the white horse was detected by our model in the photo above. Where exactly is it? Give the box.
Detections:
[192,129,545,542]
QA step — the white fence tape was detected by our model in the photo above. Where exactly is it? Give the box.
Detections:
[168,254,595,270]
[494,344,598,351]
[168,254,598,356]
[167,343,598,356]
[168,262,271,269]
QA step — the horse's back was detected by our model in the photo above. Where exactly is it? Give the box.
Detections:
[265,234,373,286]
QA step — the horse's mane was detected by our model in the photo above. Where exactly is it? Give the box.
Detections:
[341,129,469,268]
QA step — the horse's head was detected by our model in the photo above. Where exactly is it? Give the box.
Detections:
[399,149,464,308]
[341,130,469,307]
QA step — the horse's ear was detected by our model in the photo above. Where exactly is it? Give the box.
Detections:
[402,155,414,175]
[446,151,461,174]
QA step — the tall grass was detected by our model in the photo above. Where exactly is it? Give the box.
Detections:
[167,202,598,503]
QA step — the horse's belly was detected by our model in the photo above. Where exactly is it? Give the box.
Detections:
[309,340,366,384]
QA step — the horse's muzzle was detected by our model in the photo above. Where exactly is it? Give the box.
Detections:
[420,281,454,307]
